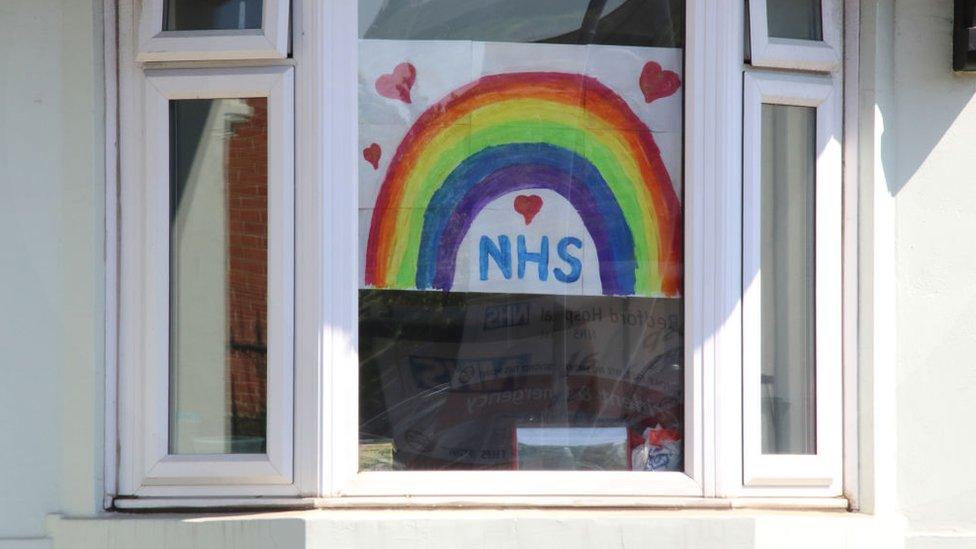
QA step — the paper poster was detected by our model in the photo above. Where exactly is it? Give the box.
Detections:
[358,40,684,298]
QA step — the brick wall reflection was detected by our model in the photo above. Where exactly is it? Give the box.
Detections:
[225,98,268,449]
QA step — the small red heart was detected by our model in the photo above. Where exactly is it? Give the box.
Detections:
[639,61,681,104]
[514,194,543,225]
[363,143,381,170]
[375,62,416,104]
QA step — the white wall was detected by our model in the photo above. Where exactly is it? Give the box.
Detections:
[0,0,104,546]
[887,0,976,540]
[861,0,976,545]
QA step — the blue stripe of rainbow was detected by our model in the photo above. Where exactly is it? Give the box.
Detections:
[417,144,636,295]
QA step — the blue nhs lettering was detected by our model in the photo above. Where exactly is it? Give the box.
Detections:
[479,235,583,283]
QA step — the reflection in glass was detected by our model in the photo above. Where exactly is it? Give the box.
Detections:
[169,98,269,455]
[360,292,683,471]
[760,104,816,455]
[766,0,823,41]
[360,0,684,47]
[164,0,263,31]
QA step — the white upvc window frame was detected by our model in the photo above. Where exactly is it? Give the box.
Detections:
[741,71,843,495]
[118,66,296,497]
[109,0,854,508]
[137,0,290,62]
[748,0,842,72]
[318,0,711,502]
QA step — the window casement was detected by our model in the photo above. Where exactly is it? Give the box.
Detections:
[122,67,294,494]
[137,0,290,61]
[741,71,842,493]
[120,65,295,496]
[747,0,842,71]
[112,0,851,506]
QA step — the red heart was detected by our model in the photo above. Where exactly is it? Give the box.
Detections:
[514,195,543,225]
[363,143,381,169]
[375,62,416,104]
[639,61,681,104]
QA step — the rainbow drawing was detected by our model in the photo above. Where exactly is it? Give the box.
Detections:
[364,71,682,297]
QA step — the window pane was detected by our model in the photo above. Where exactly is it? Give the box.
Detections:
[766,0,823,41]
[358,1,685,471]
[164,0,263,31]
[760,104,816,455]
[360,0,684,47]
[169,98,269,455]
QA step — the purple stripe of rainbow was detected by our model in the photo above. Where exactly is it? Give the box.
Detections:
[417,144,635,295]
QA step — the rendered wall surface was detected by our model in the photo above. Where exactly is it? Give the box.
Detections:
[888,0,976,540]
[0,0,104,547]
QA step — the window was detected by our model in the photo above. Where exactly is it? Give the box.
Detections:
[747,0,841,71]
[954,0,976,71]
[137,0,290,61]
[349,0,693,497]
[113,0,849,504]
[120,21,294,492]
[742,72,842,491]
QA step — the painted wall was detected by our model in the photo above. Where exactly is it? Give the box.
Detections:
[885,0,976,541]
[0,0,105,546]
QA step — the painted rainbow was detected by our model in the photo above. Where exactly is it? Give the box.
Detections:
[364,71,682,297]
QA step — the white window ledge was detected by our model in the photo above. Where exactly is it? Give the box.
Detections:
[47,509,894,549]
[108,496,849,512]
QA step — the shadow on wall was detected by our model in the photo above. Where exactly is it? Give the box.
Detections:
[876,0,976,533]
[886,0,976,195]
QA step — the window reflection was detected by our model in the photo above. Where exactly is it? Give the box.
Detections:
[765,0,823,41]
[360,0,684,47]
[169,98,269,455]
[360,292,684,471]
[759,104,817,455]
[164,0,263,31]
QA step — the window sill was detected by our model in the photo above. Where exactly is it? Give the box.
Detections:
[50,508,882,549]
[110,495,849,512]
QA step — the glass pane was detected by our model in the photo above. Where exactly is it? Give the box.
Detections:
[169,98,269,455]
[358,1,685,471]
[360,0,684,47]
[766,0,823,41]
[164,0,263,31]
[760,104,816,455]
